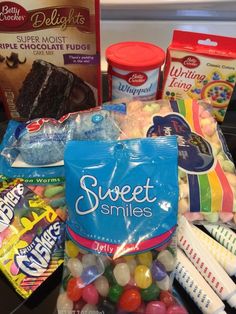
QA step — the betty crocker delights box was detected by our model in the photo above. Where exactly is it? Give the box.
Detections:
[0,0,100,120]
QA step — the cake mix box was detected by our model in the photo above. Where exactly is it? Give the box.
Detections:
[162,30,236,122]
[0,0,100,120]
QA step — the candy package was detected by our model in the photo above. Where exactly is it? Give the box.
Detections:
[0,179,64,298]
[162,30,236,122]
[0,120,67,221]
[56,137,183,313]
[0,109,121,221]
[113,99,236,227]
[1,109,120,166]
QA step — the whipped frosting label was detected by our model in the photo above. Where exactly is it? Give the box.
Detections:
[109,67,159,101]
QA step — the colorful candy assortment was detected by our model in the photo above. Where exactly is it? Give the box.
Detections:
[57,240,188,314]
[56,137,184,313]
[0,179,64,298]
[162,30,236,122]
[114,99,236,227]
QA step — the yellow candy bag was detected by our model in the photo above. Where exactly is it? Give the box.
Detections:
[0,180,64,298]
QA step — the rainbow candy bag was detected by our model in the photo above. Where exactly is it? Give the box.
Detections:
[0,179,64,298]
[56,137,183,314]
[115,99,236,227]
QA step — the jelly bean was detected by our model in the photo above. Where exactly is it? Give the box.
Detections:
[67,258,83,277]
[151,260,167,281]
[160,291,175,307]
[104,264,116,284]
[98,299,116,314]
[108,283,123,302]
[44,185,64,198]
[94,275,109,297]
[81,304,98,314]
[113,263,130,286]
[82,254,97,268]
[81,266,100,285]
[127,257,137,275]
[141,283,160,301]
[99,254,111,267]
[82,284,99,305]
[134,265,152,289]
[67,277,83,301]
[166,305,188,314]
[57,292,74,312]
[65,240,80,258]
[119,288,141,312]
[157,250,175,272]
[145,301,166,314]
[137,252,152,267]
[156,275,170,291]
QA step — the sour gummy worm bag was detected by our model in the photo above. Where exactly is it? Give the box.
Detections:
[56,137,185,314]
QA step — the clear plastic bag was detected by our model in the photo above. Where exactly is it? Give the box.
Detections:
[1,108,120,166]
[111,99,236,228]
[57,136,181,313]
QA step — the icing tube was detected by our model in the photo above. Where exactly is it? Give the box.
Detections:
[176,248,226,314]
[177,217,236,308]
[192,226,236,276]
[204,224,236,256]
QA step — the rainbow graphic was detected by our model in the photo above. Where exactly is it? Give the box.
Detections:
[170,99,234,213]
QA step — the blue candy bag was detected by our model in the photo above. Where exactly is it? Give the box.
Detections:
[57,136,180,313]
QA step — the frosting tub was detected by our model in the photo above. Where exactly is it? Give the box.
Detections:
[106,41,165,101]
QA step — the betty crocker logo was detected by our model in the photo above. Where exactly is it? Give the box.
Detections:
[0,2,27,27]
[126,72,148,86]
[182,56,200,69]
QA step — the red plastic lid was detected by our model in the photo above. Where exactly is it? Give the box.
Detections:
[106,41,165,71]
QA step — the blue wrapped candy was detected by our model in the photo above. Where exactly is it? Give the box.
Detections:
[2,109,121,166]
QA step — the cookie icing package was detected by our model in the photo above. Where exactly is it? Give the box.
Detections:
[57,137,180,313]
[114,99,236,227]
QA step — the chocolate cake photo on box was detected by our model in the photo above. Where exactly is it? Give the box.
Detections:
[16,60,96,119]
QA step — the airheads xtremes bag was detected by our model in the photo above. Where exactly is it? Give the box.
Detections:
[56,137,185,314]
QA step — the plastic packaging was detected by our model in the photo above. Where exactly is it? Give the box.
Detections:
[0,120,67,221]
[0,179,64,298]
[178,216,236,308]
[113,98,236,227]
[204,225,236,256]
[176,248,226,314]
[106,41,165,101]
[192,226,236,276]
[57,136,180,313]
[1,109,120,166]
